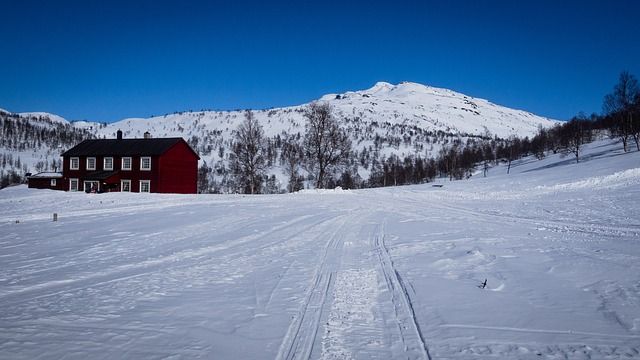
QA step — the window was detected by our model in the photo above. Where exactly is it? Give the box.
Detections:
[121,180,131,192]
[104,157,113,170]
[87,157,96,170]
[139,180,150,193]
[122,157,132,170]
[70,157,79,170]
[84,181,99,193]
[50,179,57,187]
[141,156,151,171]
[69,178,79,191]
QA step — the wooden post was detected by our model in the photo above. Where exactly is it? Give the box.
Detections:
[53,213,58,222]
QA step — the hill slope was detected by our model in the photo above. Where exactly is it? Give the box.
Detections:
[1,82,559,190]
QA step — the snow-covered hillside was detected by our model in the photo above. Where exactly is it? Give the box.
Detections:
[79,82,558,164]
[82,81,557,141]
[1,82,559,190]
[1,138,638,359]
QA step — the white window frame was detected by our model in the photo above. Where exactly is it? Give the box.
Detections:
[139,180,150,193]
[140,156,151,171]
[50,179,57,187]
[70,157,79,170]
[122,157,132,171]
[86,157,96,171]
[121,179,131,192]
[104,157,114,170]
[69,178,79,191]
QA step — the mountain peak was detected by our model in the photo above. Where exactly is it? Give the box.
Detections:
[365,81,394,93]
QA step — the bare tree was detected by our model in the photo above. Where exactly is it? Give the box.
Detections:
[503,136,521,174]
[559,114,591,163]
[633,93,640,150]
[282,136,304,192]
[197,162,212,193]
[230,111,267,194]
[603,71,639,152]
[303,102,352,188]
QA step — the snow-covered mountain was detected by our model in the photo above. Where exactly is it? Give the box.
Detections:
[79,81,557,140]
[1,82,559,189]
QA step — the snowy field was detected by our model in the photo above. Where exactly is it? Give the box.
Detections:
[1,139,639,359]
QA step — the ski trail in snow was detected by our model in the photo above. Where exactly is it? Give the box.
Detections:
[320,268,380,360]
[275,214,350,360]
[0,212,335,304]
[317,213,431,360]
[319,218,387,360]
[373,222,431,360]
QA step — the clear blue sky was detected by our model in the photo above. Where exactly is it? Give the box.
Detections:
[1,0,639,122]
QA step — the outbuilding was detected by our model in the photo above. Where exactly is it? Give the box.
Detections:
[27,172,65,190]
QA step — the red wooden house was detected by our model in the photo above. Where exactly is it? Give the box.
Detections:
[60,131,200,194]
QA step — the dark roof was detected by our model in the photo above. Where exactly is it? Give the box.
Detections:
[61,138,199,159]
[84,171,119,180]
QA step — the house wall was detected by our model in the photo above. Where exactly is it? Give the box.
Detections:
[28,177,64,190]
[62,155,155,192]
[61,140,198,193]
[157,142,198,194]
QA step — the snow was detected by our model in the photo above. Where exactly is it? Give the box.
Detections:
[27,172,63,178]
[1,138,639,359]
[17,111,69,124]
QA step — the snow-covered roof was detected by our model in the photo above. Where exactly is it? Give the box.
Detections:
[28,172,63,178]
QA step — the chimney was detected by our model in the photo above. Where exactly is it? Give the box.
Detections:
[144,131,151,139]
[116,130,123,140]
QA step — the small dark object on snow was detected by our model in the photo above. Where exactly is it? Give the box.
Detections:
[479,279,487,289]
[432,184,444,188]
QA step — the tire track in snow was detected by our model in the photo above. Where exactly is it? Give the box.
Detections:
[374,223,432,360]
[361,191,639,237]
[275,214,351,360]
[427,200,640,237]
[0,212,340,306]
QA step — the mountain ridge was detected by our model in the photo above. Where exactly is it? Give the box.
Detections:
[9,81,559,138]
[1,81,560,191]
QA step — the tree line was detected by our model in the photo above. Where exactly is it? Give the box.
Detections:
[0,113,95,189]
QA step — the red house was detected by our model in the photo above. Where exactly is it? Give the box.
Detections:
[60,131,200,194]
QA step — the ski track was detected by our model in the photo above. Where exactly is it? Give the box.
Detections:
[373,222,431,360]
[278,209,434,360]
[275,213,349,360]
[0,212,334,304]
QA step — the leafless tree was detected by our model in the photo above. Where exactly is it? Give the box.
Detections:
[303,102,352,188]
[603,71,639,152]
[282,136,304,192]
[559,114,591,163]
[230,110,267,194]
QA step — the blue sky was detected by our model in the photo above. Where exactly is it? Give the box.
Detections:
[1,1,639,122]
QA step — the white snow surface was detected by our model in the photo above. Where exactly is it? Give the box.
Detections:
[27,172,63,178]
[1,139,639,359]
